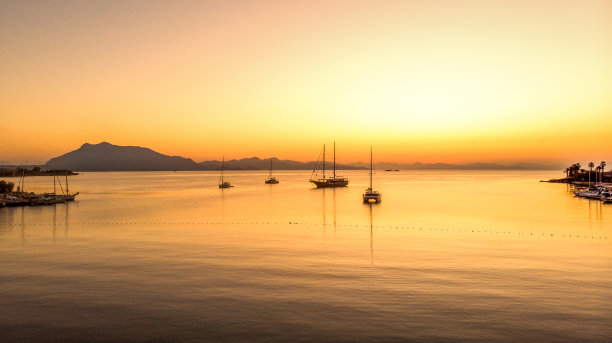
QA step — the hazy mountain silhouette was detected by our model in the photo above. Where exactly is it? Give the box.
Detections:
[44,142,561,171]
[45,142,202,171]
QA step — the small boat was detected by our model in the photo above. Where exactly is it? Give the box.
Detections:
[4,195,28,206]
[363,146,381,203]
[60,171,78,201]
[52,171,79,202]
[265,159,279,184]
[309,142,348,188]
[30,193,54,206]
[575,185,602,199]
[600,190,612,203]
[218,157,233,189]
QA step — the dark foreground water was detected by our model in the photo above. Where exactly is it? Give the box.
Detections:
[1,171,610,342]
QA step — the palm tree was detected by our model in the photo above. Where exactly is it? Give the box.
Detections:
[601,161,607,183]
[595,166,601,183]
[588,162,594,185]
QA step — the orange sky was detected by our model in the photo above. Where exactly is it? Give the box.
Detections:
[1,0,611,165]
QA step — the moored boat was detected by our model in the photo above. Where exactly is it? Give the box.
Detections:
[600,190,612,203]
[574,185,602,199]
[3,195,27,207]
[363,146,381,203]
[265,159,279,184]
[309,142,348,188]
[218,157,233,188]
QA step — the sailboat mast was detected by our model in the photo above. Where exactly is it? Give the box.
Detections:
[322,144,326,179]
[65,171,69,194]
[333,141,336,178]
[21,170,25,192]
[370,146,373,189]
[269,159,272,178]
[221,157,224,183]
[53,171,56,194]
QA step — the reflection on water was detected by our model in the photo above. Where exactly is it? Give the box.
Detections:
[368,203,374,264]
[0,171,611,342]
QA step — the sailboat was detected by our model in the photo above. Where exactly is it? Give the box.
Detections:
[55,171,79,202]
[309,142,348,188]
[363,146,381,203]
[218,157,233,188]
[265,159,279,184]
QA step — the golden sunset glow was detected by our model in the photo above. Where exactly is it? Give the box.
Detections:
[1,0,611,164]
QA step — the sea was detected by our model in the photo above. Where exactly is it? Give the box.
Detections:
[1,170,610,342]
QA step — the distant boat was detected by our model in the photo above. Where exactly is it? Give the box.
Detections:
[363,146,381,203]
[600,189,612,203]
[265,159,279,184]
[309,142,348,188]
[218,157,233,188]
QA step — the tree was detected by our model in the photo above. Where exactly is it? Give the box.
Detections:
[601,161,607,183]
[0,180,14,193]
[567,163,581,178]
[595,166,602,183]
[588,162,594,185]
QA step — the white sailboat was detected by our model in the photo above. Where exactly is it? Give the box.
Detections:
[363,146,381,203]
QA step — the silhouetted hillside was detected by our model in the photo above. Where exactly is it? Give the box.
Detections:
[45,142,202,171]
[44,142,562,171]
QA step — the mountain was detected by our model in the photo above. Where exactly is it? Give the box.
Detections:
[199,157,363,170]
[45,142,203,171]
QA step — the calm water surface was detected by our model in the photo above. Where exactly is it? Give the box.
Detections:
[1,170,610,342]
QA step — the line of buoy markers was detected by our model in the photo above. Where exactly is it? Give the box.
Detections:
[5,220,608,240]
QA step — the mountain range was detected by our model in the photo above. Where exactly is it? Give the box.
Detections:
[43,142,562,171]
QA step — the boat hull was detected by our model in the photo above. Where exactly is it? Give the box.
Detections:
[219,182,232,189]
[363,195,381,203]
[310,179,348,188]
[363,191,382,203]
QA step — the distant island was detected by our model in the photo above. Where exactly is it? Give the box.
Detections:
[17,142,565,172]
[45,142,202,171]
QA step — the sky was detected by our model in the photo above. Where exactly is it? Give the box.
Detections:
[1,0,611,165]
